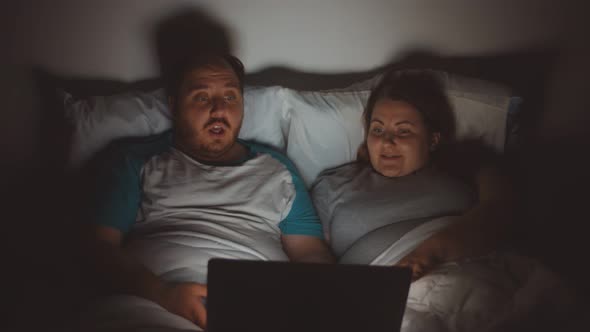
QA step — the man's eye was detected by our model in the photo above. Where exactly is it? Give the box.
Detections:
[194,95,209,103]
[224,95,236,102]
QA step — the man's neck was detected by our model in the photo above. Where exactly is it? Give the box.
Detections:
[175,140,250,166]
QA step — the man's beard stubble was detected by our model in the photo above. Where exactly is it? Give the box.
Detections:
[174,117,239,160]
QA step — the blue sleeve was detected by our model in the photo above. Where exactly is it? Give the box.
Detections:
[247,142,324,238]
[88,132,172,234]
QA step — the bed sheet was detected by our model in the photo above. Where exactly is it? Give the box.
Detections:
[72,224,579,332]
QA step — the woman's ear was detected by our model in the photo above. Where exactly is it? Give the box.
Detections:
[430,132,441,151]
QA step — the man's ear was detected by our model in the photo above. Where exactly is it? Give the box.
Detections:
[430,132,441,151]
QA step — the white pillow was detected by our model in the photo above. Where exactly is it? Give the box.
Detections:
[239,86,289,151]
[62,70,515,187]
[283,70,512,186]
[283,89,369,186]
[63,88,172,168]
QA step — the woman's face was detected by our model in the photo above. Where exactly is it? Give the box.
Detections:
[366,99,438,177]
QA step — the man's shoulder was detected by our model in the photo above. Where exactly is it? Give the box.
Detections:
[241,140,304,182]
[93,131,173,171]
[242,141,292,166]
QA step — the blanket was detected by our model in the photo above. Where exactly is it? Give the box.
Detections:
[73,219,580,332]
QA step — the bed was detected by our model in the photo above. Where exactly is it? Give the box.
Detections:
[47,54,581,332]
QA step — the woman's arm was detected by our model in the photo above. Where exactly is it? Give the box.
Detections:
[396,165,517,280]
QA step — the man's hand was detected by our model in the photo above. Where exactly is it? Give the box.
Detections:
[157,282,208,329]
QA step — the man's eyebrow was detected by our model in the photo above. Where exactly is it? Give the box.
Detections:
[395,120,415,126]
[184,81,239,92]
[185,83,209,92]
[370,119,384,125]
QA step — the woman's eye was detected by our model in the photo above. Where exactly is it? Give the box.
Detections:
[371,127,384,135]
[397,128,411,136]
[224,95,236,102]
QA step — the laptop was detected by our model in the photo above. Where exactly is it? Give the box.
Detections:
[206,258,412,332]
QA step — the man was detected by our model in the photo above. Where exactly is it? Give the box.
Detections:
[84,53,334,330]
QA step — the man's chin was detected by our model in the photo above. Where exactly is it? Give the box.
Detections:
[200,139,235,156]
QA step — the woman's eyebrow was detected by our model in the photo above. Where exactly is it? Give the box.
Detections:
[395,120,415,126]
[370,119,384,125]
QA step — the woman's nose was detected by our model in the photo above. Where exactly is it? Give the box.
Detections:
[382,133,397,145]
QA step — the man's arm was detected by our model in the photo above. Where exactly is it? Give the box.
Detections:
[281,234,335,263]
[84,224,208,328]
[396,166,517,280]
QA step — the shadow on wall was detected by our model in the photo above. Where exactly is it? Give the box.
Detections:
[153,7,233,89]
[33,6,236,169]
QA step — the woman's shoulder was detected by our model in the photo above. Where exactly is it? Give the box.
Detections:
[311,161,369,192]
[315,162,366,181]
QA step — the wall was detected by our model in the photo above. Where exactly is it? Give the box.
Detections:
[7,0,568,79]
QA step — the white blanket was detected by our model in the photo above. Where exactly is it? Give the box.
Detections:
[368,217,580,332]
[73,220,579,332]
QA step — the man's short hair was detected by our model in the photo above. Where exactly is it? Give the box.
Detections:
[165,53,245,99]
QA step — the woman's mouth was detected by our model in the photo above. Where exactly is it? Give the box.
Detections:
[380,154,401,162]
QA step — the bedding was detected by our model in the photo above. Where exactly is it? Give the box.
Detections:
[74,225,578,332]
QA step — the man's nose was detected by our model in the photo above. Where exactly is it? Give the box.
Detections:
[209,97,228,115]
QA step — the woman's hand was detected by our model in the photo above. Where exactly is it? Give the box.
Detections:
[157,282,208,329]
[395,235,445,281]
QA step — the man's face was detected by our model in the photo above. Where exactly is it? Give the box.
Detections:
[171,62,243,161]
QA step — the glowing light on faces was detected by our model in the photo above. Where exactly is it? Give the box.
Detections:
[171,62,244,163]
[366,99,439,177]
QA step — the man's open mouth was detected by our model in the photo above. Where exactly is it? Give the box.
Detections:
[209,124,226,135]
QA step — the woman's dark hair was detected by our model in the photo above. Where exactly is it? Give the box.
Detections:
[165,53,245,100]
[358,70,456,162]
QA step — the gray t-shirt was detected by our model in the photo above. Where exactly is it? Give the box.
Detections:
[311,163,476,262]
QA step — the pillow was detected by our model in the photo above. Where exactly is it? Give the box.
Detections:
[61,70,519,187]
[62,85,289,168]
[238,85,289,151]
[283,89,369,185]
[283,70,516,186]
[62,88,172,168]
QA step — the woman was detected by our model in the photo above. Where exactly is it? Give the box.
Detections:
[311,70,525,330]
[312,70,515,279]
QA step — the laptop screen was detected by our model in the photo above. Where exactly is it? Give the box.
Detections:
[207,259,411,332]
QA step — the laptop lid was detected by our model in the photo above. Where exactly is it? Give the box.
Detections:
[207,259,411,332]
